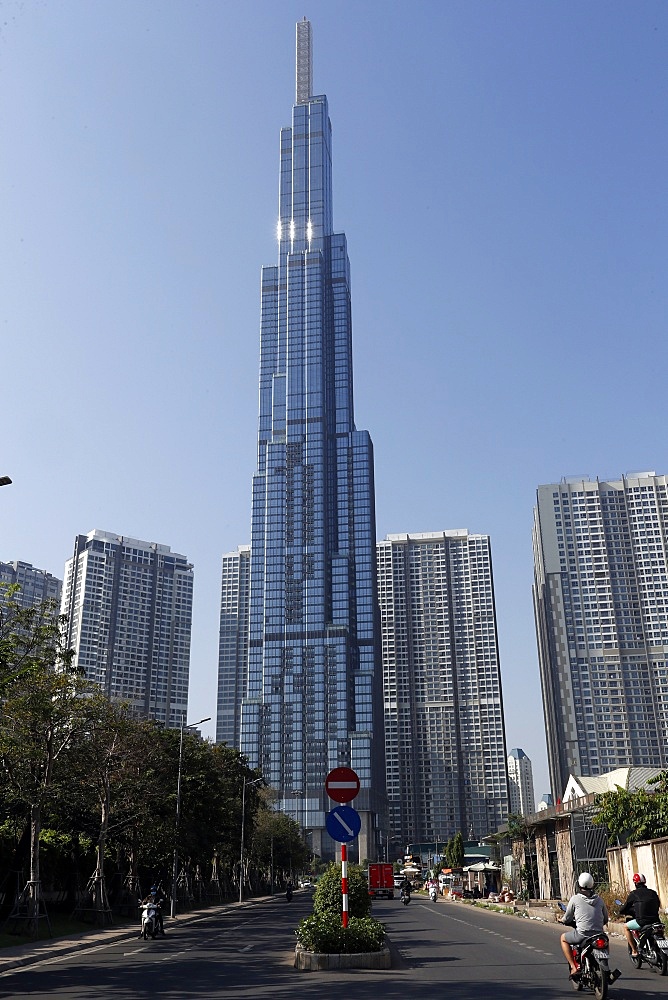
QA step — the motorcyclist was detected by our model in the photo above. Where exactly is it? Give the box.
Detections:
[620,873,661,957]
[399,876,412,900]
[142,884,166,936]
[560,872,609,980]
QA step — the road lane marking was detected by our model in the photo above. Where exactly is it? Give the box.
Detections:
[435,909,556,957]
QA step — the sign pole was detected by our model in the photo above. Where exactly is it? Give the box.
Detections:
[341,842,348,928]
[324,766,360,931]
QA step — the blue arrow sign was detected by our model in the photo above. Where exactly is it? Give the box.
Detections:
[326,805,361,843]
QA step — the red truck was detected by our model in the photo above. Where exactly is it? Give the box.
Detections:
[368,863,395,900]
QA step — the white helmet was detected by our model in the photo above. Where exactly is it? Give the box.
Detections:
[578,872,594,889]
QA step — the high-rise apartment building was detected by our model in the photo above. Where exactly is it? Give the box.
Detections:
[377,531,509,848]
[231,20,386,861]
[217,546,250,748]
[507,748,535,816]
[533,472,668,797]
[0,560,62,609]
[61,529,193,727]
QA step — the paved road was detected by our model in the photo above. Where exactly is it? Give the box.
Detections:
[2,893,668,1000]
[376,896,668,1000]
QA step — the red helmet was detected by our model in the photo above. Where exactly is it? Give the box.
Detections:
[633,873,646,885]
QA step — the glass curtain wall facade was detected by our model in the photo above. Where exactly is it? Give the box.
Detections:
[377,531,509,849]
[238,20,386,861]
[61,529,193,727]
[533,472,668,798]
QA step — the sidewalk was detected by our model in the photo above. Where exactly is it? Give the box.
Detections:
[0,898,263,975]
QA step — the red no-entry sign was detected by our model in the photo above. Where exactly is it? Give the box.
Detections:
[325,767,360,803]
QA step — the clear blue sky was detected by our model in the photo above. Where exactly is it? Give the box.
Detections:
[2,1,666,800]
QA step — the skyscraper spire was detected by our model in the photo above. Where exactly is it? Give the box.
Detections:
[296,17,313,104]
[226,19,387,863]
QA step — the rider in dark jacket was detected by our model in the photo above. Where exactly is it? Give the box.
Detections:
[620,874,661,956]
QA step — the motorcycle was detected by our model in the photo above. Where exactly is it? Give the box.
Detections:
[614,898,668,975]
[628,923,668,975]
[400,888,411,906]
[139,899,159,940]
[559,903,620,999]
[429,886,438,902]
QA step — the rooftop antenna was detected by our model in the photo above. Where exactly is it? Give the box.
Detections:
[296,17,313,104]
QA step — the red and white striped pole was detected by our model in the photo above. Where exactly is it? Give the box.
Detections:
[341,842,349,928]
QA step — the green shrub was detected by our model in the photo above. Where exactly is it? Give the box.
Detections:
[295,910,386,953]
[313,862,371,918]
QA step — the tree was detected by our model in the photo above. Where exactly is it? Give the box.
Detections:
[0,642,92,931]
[506,813,528,840]
[0,587,67,696]
[445,831,464,868]
[250,805,308,887]
[451,831,464,868]
[593,771,668,843]
[313,862,371,919]
[60,699,163,922]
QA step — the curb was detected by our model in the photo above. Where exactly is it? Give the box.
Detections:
[295,942,392,971]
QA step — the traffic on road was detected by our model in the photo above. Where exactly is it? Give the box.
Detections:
[2,892,667,1000]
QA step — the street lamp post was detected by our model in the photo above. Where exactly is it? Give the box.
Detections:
[270,835,274,896]
[239,775,263,904]
[170,715,211,919]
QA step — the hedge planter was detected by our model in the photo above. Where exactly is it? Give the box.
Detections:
[294,865,390,969]
[295,942,392,970]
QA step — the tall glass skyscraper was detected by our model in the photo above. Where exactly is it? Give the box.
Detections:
[235,20,386,861]
[533,472,668,798]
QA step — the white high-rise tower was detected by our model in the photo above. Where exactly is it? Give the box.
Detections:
[61,529,193,727]
[377,530,509,847]
[507,748,535,816]
[534,472,668,797]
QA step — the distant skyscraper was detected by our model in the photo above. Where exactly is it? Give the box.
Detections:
[507,748,535,816]
[377,531,509,847]
[0,560,62,609]
[61,529,193,727]
[231,20,386,861]
[533,472,668,797]
[216,546,250,748]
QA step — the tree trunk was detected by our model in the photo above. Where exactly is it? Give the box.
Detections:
[0,822,30,920]
[29,802,41,921]
[94,782,110,923]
